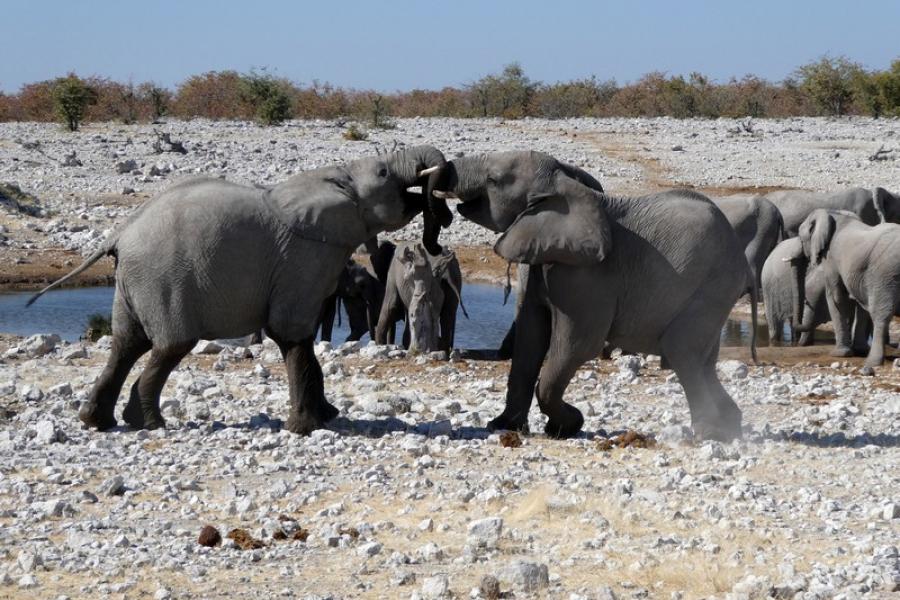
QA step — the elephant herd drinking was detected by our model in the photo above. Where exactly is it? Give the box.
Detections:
[26,145,900,443]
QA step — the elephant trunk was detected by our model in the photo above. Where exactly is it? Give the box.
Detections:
[791,259,811,334]
[423,162,457,255]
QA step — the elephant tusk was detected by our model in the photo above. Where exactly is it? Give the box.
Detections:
[417,166,440,177]
[431,190,459,200]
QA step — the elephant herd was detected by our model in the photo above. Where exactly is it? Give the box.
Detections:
[27,144,900,442]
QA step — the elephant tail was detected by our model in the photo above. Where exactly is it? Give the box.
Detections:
[25,237,117,307]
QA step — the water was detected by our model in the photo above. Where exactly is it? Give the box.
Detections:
[0,284,518,348]
[3,284,820,350]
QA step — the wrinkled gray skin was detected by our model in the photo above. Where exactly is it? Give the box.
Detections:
[428,151,753,441]
[790,209,900,366]
[766,187,900,237]
[712,194,785,292]
[375,243,466,353]
[27,146,446,435]
[761,238,830,345]
[318,259,383,343]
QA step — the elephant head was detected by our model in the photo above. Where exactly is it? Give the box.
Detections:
[399,244,443,353]
[424,151,606,259]
[269,145,445,248]
[872,187,900,224]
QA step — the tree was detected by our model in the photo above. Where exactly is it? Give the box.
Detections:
[795,56,864,116]
[240,70,293,125]
[138,82,171,122]
[466,62,536,118]
[52,75,97,131]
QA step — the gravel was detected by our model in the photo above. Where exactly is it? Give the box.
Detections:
[1,116,899,598]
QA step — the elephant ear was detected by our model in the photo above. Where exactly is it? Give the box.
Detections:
[494,175,612,266]
[872,187,888,223]
[808,211,836,265]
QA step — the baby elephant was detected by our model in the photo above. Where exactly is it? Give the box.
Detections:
[318,259,384,343]
[375,243,467,353]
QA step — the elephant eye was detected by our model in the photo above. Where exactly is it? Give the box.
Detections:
[377,167,388,177]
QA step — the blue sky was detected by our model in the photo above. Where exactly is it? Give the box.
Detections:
[3,0,899,92]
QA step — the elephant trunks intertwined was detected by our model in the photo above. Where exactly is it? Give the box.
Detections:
[26,146,447,436]
[425,150,755,441]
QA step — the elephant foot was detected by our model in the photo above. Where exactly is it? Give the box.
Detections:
[863,355,884,369]
[315,399,340,423]
[543,404,584,439]
[122,394,144,429]
[487,412,530,435]
[830,346,853,358]
[692,422,742,443]
[852,345,871,357]
[143,413,166,430]
[79,402,117,431]
[286,411,322,436]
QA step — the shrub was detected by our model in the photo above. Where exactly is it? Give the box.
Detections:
[533,77,618,118]
[343,123,368,141]
[85,313,112,341]
[52,75,97,131]
[795,55,864,116]
[239,70,293,125]
[367,93,394,129]
[173,71,250,120]
[467,62,536,118]
[138,82,171,122]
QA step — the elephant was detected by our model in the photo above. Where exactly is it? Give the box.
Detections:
[788,209,900,367]
[375,242,467,353]
[711,194,785,292]
[766,187,900,237]
[27,145,446,435]
[318,259,383,343]
[761,238,830,345]
[424,150,756,441]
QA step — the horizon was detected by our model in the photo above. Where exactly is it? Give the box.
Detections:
[3,0,900,93]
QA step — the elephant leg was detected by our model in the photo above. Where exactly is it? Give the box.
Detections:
[488,271,551,434]
[825,285,855,357]
[402,317,411,350]
[865,301,894,367]
[850,305,872,356]
[80,334,151,431]
[122,342,194,430]
[798,330,813,346]
[375,281,402,345]
[318,294,337,343]
[279,337,338,435]
[439,295,458,353]
[661,299,742,442]
[497,320,516,359]
[535,311,608,439]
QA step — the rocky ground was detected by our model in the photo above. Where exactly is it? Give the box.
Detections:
[1,117,899,599]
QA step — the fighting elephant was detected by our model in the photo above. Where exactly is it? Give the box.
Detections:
[766,187,900,237]
[425,150,755,441]
[318,259,383,343]
[375,243,467,353]
[761,238,830,345]
[789,209,900,367]
[27,145,446,435]
[712,194,785,292]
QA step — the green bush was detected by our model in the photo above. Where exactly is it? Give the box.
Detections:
[343,123,368,141]
[795,56,864,116]
[240,71,293,125]
[52,75,97,131]
[85,313,112,341]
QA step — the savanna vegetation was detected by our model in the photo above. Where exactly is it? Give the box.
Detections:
[2,56,900,130]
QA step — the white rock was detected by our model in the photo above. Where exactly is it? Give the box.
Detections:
[883,503,899,520]
[33,420,64,444]
[719,360,749,380]
[420,574,450,599]
[192,340,224,355]
[357,541,382,557]
[467,516,503,548]
[22,333,60,357]
[100,475,125,496]
[500,561,549,592]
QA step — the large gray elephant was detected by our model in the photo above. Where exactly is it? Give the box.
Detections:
[425,150,755,441]
[788,209,900,367]
[27,146,446,434]
[318,259,383,343]
[374,243,467,353]
[766,187,900,237]
[761,238,830,345]
[712,194,784,291]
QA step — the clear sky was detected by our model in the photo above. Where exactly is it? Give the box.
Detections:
[3,0,898,93]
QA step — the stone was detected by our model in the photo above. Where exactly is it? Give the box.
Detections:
[719,360,749,380]
[467,516,503,548]
[192,340,224,355]
[595,586,617,600]
[49,382,73,397]
[100,475,125,496]
[883,503,899,520]
[34,420,64,444]
[656,425,693,447]
[18,574,38,589]
[18,551,41,572]
[22,334,60,357]
[420,574,450,599]
[21,385,44,402]
[479,575,501,600]
[500,561,549,592]
[357,541,382,557]
[116,159,138,174]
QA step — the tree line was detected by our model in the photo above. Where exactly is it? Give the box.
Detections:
[1,56,899,132]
